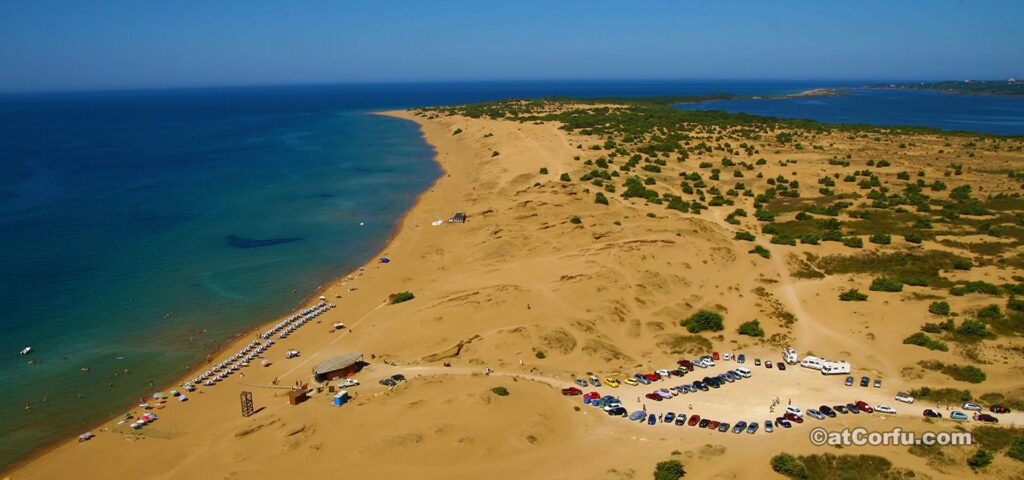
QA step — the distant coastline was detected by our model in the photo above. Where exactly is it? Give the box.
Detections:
[864,79,1024,98]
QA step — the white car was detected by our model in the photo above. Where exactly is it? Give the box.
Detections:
[785,406,803,417]
[875,405,897,414]
[963,402,983,412]
[285,350,300,359]
[338,379,360,388]
[734,367,752,378]
[655,369,671,377]
[722,353,732,361]
[895,392,914,404]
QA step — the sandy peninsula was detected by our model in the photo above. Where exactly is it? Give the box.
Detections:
[8,102,1024,480]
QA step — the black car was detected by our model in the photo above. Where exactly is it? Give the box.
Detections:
[391,374,407,382]
[607,407,628,416]
[923,409,942,418]
[847,403,860,414]
[977,413,999,423]
[819,405,836,417]
[775,417,792,428]
[698,419,711,428]
[859,376,870,387]
[834,405,848,414]
[675,414,687,426]
[693,381,708,391]
[379,378,397,386]
[777,362,786,371]
[717,422,730,432]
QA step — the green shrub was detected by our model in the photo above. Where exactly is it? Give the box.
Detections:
[389,291,415,304]
[968,449,993,469]
[569,215,582,225]
[842,236,864,248]
[595,192,609,205]
[1009,437,1024,462]
[929,301,950,316]
[869,233,891,245]
[870,277,903,292]
[559,173,571,182]
[903,332,948,351]
[839,288,868,301]
[734,231,756,241]
[954,259,974,270]
[490,386,510,396]
[452,128,463,135]
[957,319,990,339]
[769,454,807,479]
[654,459,686,480]
[737,319,765,337]
[905,232,923,243]
[683,309,724,333]
[534,350,546,359]
[770,235,797,246]
[539,167,548,174]
[749,245,771,259]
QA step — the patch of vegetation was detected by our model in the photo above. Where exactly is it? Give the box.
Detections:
[919,360,987,383]
[734,231,756,241]
[928,301,950,316]
[737,319,765,337]
[389,291,415,304]
[816,251,964,288]
[749,245,771,259]
[967,448,993,469]
[683,309,724,333]
[490,386,510,396]
[656,334,713,354]
[869,277,904,292]
[534,350,546,359]
[908,386,972,404]
[595,192,609,205]
[839,288,868,301]
[771,453,910,480]
[902,332,948,351]
[654,459,686,480]
[971,426,1024,452]
[569,215,582,224]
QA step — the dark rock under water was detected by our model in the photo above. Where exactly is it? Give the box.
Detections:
[225,234,303,249]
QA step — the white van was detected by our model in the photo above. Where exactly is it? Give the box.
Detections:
[820,361,851,375]
[800,356,825,370]
[734,367,752,378]
[782,348,798,365]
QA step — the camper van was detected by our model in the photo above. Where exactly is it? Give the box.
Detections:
[782,348,798,365]
[820,361,851,375]
[800,356,825,370]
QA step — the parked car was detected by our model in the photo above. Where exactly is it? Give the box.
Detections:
[764,420,774,433]
[693,381,708,391]
[775,417,792,428]
[834,405,849,414]
[977,413,999,423]
[698,419,711,428]
[645,373,662,382]
[991,405,1011,414]
[644,393,663,401]
[950,411,969,421]
[574,379,588,387]
[785,406,803,417]
[607,407,628,416]
[663,412,675,423]
[738,354,746,363]
[735,367,752,378]
[777,362,787,371]
[783,412,804,423]
[963,402,982,411]
[589,375,600,386]
[604,378,620,388]
[747,422,759,434]
[561,387,582,396]
[339,379,360,388]
[754,358,762,366]
[655,389,673,399]
[923,409,942,418]
[380,378,397,387]
[895,392,914,404]
[717,422,730,432]
[712,351,721,361]
[855,401,874,413]
[875,405,896,414]
[819,405,836,417]
[845,376,854,386]
[765,361,773,369]
[720,373,735,383]
[847,403,860,414]
[807,409,825,420]
[723,353,732,361]
[648,414,657,425]
[708,420,720,430]
[732,421,747,433]
[860,376,870,387]
[688,415,701,426]
[675,414,687,425]
[873,379,881,388]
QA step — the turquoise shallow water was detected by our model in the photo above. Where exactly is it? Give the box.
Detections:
[2,79,1018,468]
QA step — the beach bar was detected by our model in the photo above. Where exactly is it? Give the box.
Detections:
[312,353,363,382]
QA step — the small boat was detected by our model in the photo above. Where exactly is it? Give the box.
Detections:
[20,347,32,355]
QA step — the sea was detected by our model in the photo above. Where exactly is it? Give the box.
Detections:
[1,80,1022,468]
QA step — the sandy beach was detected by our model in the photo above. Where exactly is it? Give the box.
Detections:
[8,105,1024,480]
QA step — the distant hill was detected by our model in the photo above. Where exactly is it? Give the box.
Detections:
[870,79,1024,98]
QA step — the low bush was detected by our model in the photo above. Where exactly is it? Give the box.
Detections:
[839,288,868,301]
[737,319,765,337]
[490,386,510,396]
[389,291,415,304]
[929,301,950,316]
[749,245,771,259]
[903,332,948,351]
[683,309,724,333]
[654,460,686,480]
[870,277,903,292]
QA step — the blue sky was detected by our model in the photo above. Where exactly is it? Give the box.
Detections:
[1,0,1021,92]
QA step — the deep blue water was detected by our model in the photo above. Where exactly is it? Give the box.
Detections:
[676,88,1024,135]
[0,79,1018,468]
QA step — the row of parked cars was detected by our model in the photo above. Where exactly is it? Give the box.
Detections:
[921,402,1008,423]
[642,368,753,401]
[845,376,882,388]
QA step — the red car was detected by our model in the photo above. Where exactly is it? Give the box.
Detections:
[677,359,694,371]
[712,352,721,361]
[645,392,663,401]
[688,415,701,426]
[583,391,601,400]
[977,413,999,423]
[707,420,721,429]
[561,387,582,396]
[856,401,874,413]
[644,373,661,382]
[784,412,804,423]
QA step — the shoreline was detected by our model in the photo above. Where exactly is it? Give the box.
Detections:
[1,108,444,475]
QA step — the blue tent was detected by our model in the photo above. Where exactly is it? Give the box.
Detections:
[379,257,391,263]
